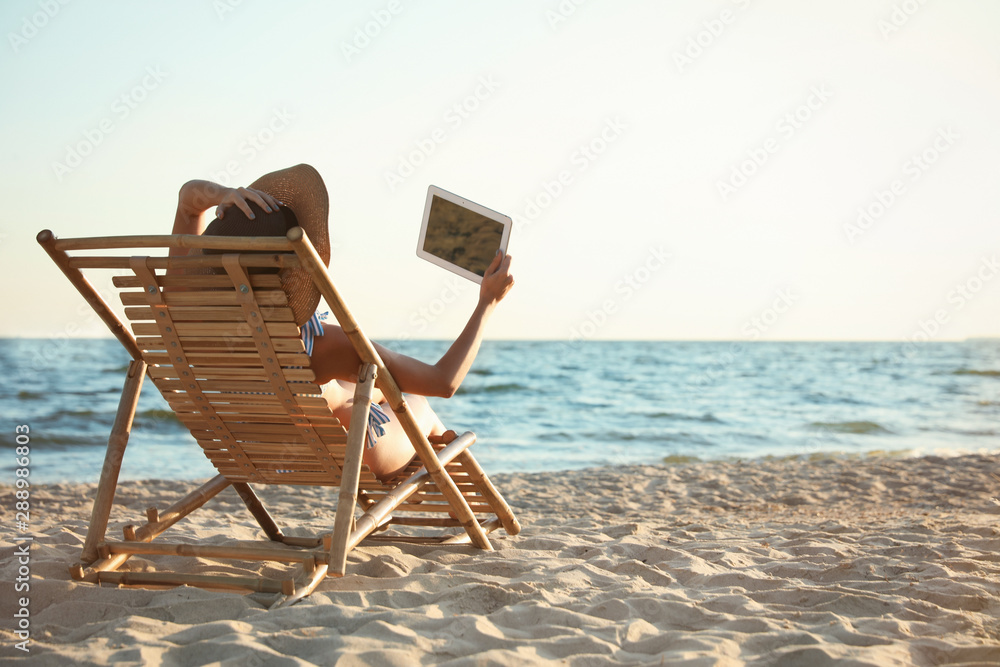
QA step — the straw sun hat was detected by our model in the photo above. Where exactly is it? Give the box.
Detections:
[201,164,330,326]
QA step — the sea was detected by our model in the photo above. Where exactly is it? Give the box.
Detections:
[2,338,998,484]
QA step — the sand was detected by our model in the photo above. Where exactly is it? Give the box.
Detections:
[2,452,999,666]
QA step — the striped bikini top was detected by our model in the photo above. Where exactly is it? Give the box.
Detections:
[300,311,328,356]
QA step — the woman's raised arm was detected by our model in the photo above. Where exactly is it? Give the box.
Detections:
[311,251,515,398]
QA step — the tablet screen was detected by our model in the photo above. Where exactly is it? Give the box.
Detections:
[422,194,505,278]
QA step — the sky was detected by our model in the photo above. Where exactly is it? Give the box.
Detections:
[1,0,998,342]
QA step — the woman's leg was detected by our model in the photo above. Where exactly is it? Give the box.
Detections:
[324,382,445,481]
[362,394,446,481]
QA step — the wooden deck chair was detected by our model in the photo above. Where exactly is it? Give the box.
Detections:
[37,227,520,608]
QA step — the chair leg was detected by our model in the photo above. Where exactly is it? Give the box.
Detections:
[346,432,479,552]
[396,420,493,550]
[72,475,233,583]
[270,561,330,610]
[329,363,376,576]
[80,359,146,564]
[231,483,283,542]
[455,451,522,536]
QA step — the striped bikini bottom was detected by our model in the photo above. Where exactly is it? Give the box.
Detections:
[302,311,392,449]
[364,402,392,449]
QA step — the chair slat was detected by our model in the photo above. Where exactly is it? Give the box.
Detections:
[126,305,296,322]
[53,233,293,252]
[208,470,347,486]
[142,351,310,367]
[153,378,322,395]
[192,423,346,437]
[121,290,288,307]
[167,402,337,418]
[147,366,316,381]
[136,336,306,353]
[69,254,299,270]
[205,443,349,456]
[164,393,329,408]
[175,414,344,431]
[192,432,339,446]
[114,274,283,289]
[133,321,301,337]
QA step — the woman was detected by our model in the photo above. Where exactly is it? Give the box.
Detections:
[170,165,514,481]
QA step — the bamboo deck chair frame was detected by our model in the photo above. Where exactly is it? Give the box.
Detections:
[37,227,520,608]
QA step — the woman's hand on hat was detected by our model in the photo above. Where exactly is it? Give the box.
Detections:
[215,187,282,221]
[479,250,514,308]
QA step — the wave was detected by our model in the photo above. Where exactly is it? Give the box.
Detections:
[134,409,182,425]
[575,430,716,446]
[29,407,180,428]
[808,421,892,435]
[455,383,530,396]
[633,355,669,366]
[805,392,867,406]
[36,409,98,422]
[649,411,723,424]
[28,434,108,447]
[17,391,44,400]
[952,369,1000,377]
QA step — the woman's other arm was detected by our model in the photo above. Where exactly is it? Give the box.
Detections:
[170,180,281,258]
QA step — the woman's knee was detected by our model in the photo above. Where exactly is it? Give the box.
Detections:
[403,394,445,435]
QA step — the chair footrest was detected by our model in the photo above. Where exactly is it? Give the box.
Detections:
[97,570,288,594]
[103,540,322,564]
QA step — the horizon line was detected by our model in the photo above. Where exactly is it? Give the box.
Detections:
[1,335,997,344]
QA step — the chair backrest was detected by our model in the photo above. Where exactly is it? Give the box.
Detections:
[120,253,369,487]
[36,230,388,488]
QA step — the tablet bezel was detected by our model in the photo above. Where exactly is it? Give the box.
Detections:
[416,185,512,284]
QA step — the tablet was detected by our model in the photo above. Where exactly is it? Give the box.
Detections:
[416,185,511,284]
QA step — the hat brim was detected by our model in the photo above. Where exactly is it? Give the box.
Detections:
[249,165,330,327]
